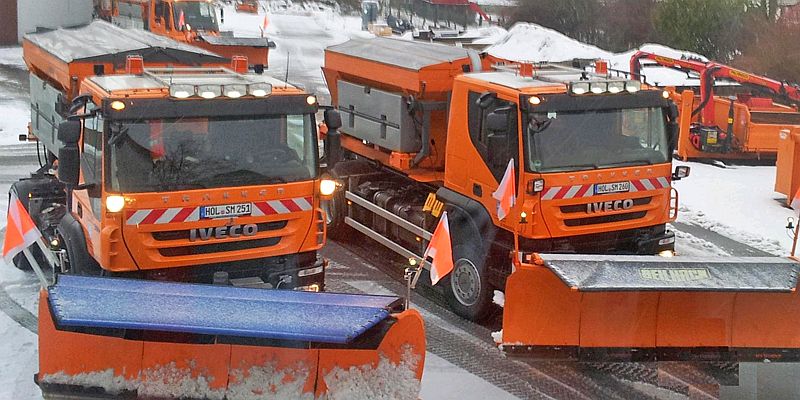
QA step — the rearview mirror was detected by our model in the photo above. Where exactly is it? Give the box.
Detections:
[486,107,510,133]
[477,92,497,109]
[323,109,343,167]
[672,165,690,180]
[57,121,81,187]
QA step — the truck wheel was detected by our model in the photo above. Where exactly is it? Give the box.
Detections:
[445,244,492,321]
[321,189,345,238]
[58,218,102,276]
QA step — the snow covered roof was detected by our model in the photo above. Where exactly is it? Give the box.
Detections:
[326,37,470,71]
[24,20,225,64]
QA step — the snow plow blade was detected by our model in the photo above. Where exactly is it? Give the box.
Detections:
[36,275,425,399]
[501,254,800,362]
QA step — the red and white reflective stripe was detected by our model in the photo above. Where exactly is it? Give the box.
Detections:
[126,197,314,225]
[541,177,671,200]
[251,196,313,216]
[629,177,671,192]
[126,207,200,225]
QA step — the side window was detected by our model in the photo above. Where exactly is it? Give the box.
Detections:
[286,115,315,179]
[82,113,104,192]
[466,91,519,182]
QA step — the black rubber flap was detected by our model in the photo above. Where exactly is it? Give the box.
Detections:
[538,254,800,292]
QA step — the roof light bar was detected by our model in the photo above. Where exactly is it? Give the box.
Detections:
[170,84,194,99]
[569,80,644,96]
[249,83,272,97]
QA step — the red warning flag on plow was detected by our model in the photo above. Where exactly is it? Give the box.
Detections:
[792,186,800,214]
[2,193,42,264]
[492,159,516,220]
[423,211,453,286]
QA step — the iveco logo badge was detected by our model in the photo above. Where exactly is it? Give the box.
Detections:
[586,199,634,213]
[189,224,258,241]
[640,268,711,282]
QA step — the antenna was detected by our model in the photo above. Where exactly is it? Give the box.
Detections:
[284,52,290,89]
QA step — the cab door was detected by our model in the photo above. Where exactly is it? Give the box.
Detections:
[72,109,105,257]
[464,91,520,231]
[150,0,174,35]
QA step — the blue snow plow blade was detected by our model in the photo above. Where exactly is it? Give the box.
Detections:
[47,275,399,344]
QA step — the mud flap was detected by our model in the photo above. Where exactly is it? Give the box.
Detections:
[501,254,800,362]
[37,276,425,399]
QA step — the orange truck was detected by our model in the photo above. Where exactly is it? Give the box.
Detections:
[631,51,800,161]
[11,22,427,399]
[321,37,689,321]
[321,38,800,363]
[95,0,274,70]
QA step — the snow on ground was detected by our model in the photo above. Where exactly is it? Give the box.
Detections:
[0,101,30,146]
[0,47,26,69]
[673,160,797,256]
[485,23,712,87]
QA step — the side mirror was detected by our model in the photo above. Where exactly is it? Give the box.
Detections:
[220,8,224,24]
[666,103,679,151]
[486,108,510,133]
[323,109,343,167]
[477,92,497,109]
[672,165,690,181]
[57,121,81,187]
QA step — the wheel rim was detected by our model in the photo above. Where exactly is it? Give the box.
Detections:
[321,199,334,225]
[450,258,481,307]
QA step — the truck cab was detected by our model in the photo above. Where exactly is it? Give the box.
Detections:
[15,23,327,290]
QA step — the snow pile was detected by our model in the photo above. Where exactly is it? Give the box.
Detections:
[41,369,138,395]
[463,26,509,45]
[485,23,712,86]
[227,361,313,400]
[492,290,504,308]
[674,160,796,255]
[0,47,26,69]
[322,345,421,400]
[491,330,502,344]
[487,23,612,63]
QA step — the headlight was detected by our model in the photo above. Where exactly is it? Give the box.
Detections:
[224,84,247,98]
[626,81,642,93]
[320,179,337,196]
[197,85,222,99]
[106,195,125,213]
[170,84,195,99]
[590,82,608,94]
[607,81,625,94]
[248,83,272,97]
[571,82,590,95]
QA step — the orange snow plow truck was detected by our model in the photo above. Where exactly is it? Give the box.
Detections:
[321,37,800,361]
[12,23,425,399]
[95,0,274,70]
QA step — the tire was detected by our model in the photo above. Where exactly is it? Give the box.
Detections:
[321,188,346,239]
[444,244,492,321]
[58,217,102,276]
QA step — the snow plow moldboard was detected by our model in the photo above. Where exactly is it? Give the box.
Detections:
[36,275,426,400]
[502,254,800,362]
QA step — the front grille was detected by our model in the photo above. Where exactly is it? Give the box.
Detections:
[152,221,288,241]
[559,197,652,214]
[564,211,647,227]
[158,237,281,257]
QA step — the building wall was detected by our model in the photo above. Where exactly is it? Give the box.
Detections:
[0,0,19,45]
[16,0,92,42]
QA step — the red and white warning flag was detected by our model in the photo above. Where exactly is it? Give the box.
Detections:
[792,186,800,214]
[2,193,42,264]
[492,159,516,220]
[423,211,454,286]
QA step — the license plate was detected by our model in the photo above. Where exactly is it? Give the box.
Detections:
[595,181,631,194]
[201,203,252,219]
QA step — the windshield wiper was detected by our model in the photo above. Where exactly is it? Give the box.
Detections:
[607,159,654,167]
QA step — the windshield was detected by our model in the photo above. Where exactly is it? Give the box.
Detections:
[107,114,317,193]
[173,1,218,31]
[525,107,669,173]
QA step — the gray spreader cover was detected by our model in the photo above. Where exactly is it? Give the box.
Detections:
[200,34,275,49]
[538,254,800,292]
[326,36,470,71]
[24,20,226,64]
